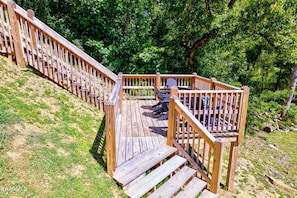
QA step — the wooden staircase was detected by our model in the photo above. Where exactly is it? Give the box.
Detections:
[113,144,219,198]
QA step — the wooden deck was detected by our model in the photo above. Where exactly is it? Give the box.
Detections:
[116,100,167,166]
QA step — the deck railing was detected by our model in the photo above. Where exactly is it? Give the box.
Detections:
[167,95,224,194]
[177,89,244,135]
[122,73,249,141]
[122,73,216,99]
[0,0,117,110]
[105,73,123,176]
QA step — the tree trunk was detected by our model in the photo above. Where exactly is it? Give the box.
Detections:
[185,29,218,72]
[285,65,297,111]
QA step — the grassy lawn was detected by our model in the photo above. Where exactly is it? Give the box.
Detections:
[0,57,126,197]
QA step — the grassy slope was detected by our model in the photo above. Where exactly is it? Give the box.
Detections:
[0,57,126,197]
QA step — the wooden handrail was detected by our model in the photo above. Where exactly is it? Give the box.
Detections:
[177,89,245,134]
[0,0,118,111]
[105,74,123,176]
[12,1,117,81]
[167,95,224,194]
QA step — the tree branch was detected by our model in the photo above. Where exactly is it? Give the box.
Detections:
[257,33,277,49]
[183,29,218,71]
[228,0,237,9]
[205,0,212,17]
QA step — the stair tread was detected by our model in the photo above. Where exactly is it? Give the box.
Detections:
[125,155,186,198]
[113,144,177,186]
[200,189,219,198]
[148,166,196,198]
[175,177,207,198]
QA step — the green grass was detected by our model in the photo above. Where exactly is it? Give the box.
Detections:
[0,57,125,197]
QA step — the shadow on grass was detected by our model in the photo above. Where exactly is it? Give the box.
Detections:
[89,115,107,171]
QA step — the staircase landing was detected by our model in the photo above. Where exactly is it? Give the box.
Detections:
[116,100,167,166]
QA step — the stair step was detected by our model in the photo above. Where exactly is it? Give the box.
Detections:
[200,189,219,198]
[124,155,186,198]
[113,144,177,186]
[148,166,196,198]
[175,177,207,198]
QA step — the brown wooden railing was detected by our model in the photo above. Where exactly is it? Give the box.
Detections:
[105,73,123,176]
[0,0,117,110]
[122,73,217,99]
[178,90,244,134]
[167,95,224,194]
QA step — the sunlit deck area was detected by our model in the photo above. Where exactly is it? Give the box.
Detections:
[116,100,167,166]
[0,2,250,195]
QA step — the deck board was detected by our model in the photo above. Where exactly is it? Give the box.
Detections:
[117,100,167,166]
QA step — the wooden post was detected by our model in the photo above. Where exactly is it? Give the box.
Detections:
[238,86,250,142]
[210,138,224,194]
[155,72,161,100]
[118,72,123,114]
[27,9,37,49]
[167,87,179,146]
[7,1,25,67]
[191,72,198,90]
[105,102,116,176]
[226,141,239,191]
[210,77,217,90]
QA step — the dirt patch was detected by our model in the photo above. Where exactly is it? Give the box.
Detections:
[65,165,86,178]
[57,148,70,156]
[5,123,42,160]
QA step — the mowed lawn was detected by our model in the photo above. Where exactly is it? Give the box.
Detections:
[0,57,126,197]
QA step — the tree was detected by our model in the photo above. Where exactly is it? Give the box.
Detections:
[286,66,297,111]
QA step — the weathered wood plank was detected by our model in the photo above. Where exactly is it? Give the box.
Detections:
[125,155,186,198]
[175,177,207,198]
[200,189,219,198]
[114,144,176,187]
[148,166,196,198]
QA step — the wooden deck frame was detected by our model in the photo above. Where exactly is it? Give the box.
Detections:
[0,0,250,194]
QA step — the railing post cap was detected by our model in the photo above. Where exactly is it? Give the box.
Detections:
[8,1,16,7]
[215,138,224,144]
[192,72,197,76]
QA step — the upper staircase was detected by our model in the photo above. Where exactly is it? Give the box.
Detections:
[113,144,218,198]
[0,0,117,110]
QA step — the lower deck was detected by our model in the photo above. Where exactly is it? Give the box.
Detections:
[116,100,240,166]
[116,100,167,166]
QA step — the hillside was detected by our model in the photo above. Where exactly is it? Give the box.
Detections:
[0,56,296,198]
[0,57,125,197]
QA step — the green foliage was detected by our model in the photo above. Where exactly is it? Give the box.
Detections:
[247,90,297,134]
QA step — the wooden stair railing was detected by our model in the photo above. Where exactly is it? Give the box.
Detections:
[105,73,123,175]
[167,93,224,194]
[0,0,117,110]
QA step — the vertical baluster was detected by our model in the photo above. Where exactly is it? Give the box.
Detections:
[87,65,92,103]
[196,133,201,165]
[192,92,197,116]
[218,92,223,131]
[207,146,212,176]
[232,92,239,130]
[212,92,218,132]
[198,92,202,124]
[222,92,229,131]
[227,92,234,130]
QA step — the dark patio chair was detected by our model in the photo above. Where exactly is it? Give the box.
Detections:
[152,78,177,119]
